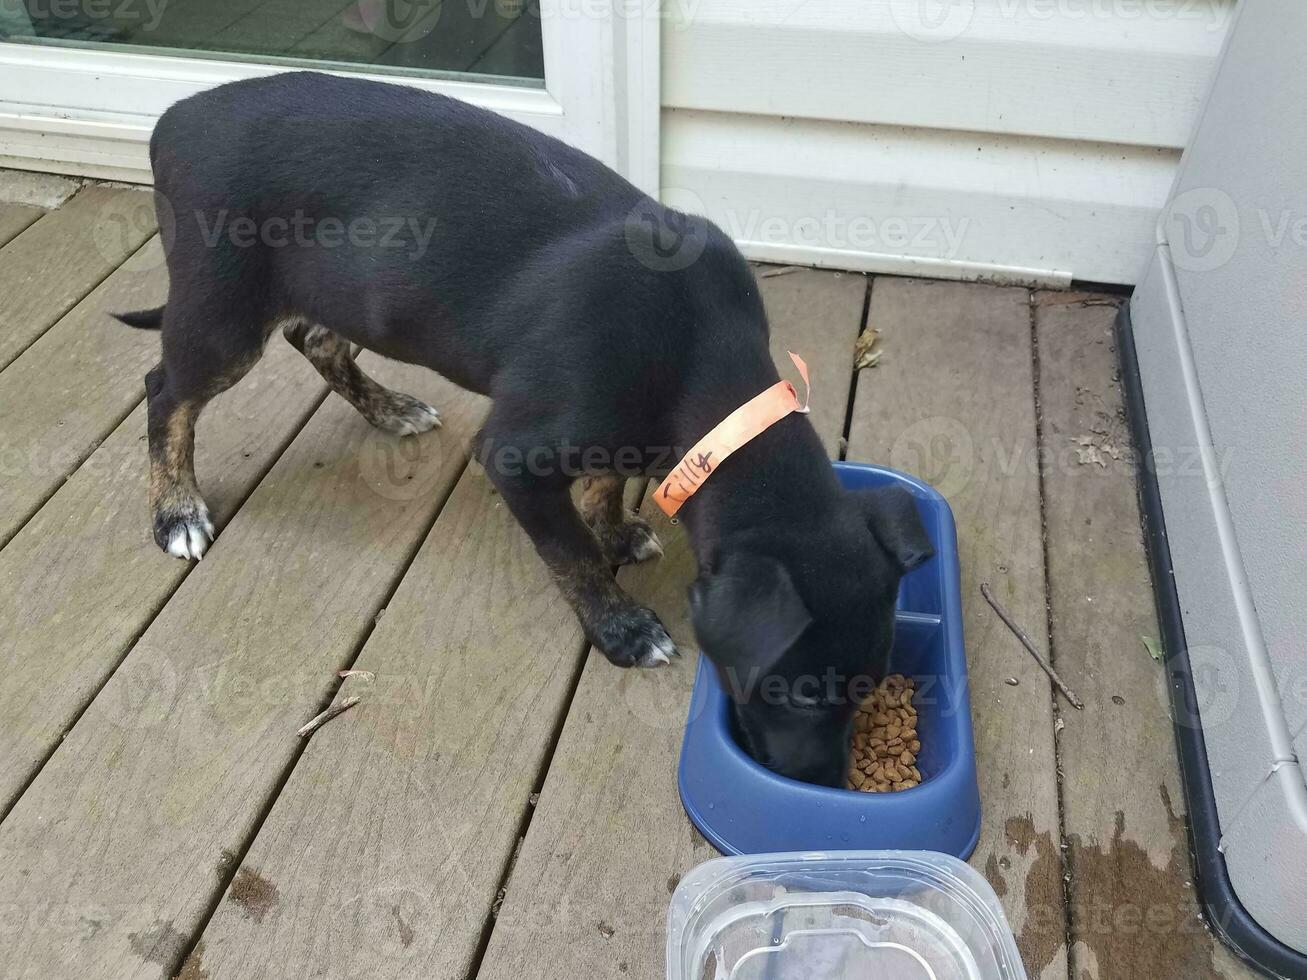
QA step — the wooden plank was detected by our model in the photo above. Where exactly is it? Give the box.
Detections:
[1034,292,1258,980]
[0,339,328,816]
[0,202,42,248]
[0,358,487,980]
[474,492,712,980]
[0,184,155,371]
[845,278,1068,980]
[0,167,80,208]
[0,237,166,549]
[190,463,589,979]
[476,270,863,980]
[759,266,865,458]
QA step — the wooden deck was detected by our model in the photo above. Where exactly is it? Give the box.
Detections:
[0,174,1259,980]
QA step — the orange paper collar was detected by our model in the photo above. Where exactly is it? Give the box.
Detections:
[655,351,810,518]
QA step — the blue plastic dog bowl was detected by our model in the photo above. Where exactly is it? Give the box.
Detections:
[677,462,981,858]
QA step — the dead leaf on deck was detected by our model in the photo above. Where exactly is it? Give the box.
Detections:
[854,328,882,370]
[1141,635,1164,663]
[1073,433,1121,467]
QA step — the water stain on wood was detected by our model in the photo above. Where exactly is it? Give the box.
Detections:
[1001,813,1064,976]
[1068,786,1224,980]
[214,848,237,880]
[127,919,186,967]
[227,866,279,924]
[391,903,415,948]
[984,853,1008,898]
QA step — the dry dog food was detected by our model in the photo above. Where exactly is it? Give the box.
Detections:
[847,674,922,792]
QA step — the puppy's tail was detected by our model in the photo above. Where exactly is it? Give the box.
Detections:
[112,306,165,330]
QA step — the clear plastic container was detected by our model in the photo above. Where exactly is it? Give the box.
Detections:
[667,851,1026,980]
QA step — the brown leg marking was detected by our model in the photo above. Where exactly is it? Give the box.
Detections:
[147,397,211,558]
[544,552,677,667]
[283,319,440,436]
[577,475,663,566]
[547,552,629,619]
[480,454,676,667]
[145,347,266,560]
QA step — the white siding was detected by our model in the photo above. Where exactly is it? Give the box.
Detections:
[662,0,1232,284]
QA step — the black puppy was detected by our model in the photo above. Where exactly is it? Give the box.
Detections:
[118,71,932,786]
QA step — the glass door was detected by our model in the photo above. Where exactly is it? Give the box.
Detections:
[0,0,544,83]
[0,0,657,190]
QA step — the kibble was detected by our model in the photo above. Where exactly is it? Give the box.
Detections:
[847,674,922,792]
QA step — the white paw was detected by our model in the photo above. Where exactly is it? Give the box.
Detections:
[601,519,664,567]
[162,512,214,561]
[636,628,680,668]
[629,529,664,563]
[384,398,441,437]
[599,607,680,668]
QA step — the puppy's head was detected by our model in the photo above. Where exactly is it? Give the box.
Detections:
[689,485,933,787]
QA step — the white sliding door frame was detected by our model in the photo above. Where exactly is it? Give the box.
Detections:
[0,0,659,192]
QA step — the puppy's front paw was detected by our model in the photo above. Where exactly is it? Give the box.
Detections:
[153,500,214,561]
[595,516,664,567]
[594,606,679,669]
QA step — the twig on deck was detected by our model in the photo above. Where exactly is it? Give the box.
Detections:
[296,696,361,737]
[980,582,1085,710]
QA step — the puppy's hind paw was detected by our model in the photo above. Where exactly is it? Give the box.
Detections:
[595,606,680,669]
[372,392,441,437]
[154,503,214,561]
[597,517,664,567]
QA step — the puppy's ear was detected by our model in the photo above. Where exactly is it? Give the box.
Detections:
[688,554,812,674]
[855,486,935,573]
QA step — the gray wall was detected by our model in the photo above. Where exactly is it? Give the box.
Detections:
[1132,0,1307,954]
